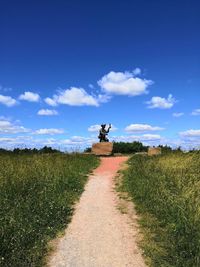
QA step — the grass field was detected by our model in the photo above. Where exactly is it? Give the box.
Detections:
[121,151,200,267]
[0,153,99,267]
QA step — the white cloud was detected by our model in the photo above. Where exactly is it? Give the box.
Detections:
[173,112,184,117]
[98,70,152,96]
[125,124,164,133]
[44,97,58,106]
[44,69,151,107]
[179,129,200,150]
[89,84,94,89]
[97,94,112,103]
[61,136,97,147]
[191,109,200,116]
[88,125,101,132]
[180,129,200,137]
[112,134,162,146]
[0,120,29,134]
[19,91,40,102]
[146,94,176,109]
[132,68,141,76]
[34,128,64,135]
[0,136,54,149]
[46,87,99,107]
[88,124,117,132]
[0,94,17,107]
[0,136,33,148]
[140,134,161,141]
[116,134,161,141]
[0,137,17,142]
[37,109,58,116]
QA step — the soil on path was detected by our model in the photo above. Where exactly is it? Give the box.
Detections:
[48,156,147,267]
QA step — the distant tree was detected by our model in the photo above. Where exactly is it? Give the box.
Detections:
[174,146,182,153]
[13,148,21,154]
[113,141,148,154]
[0,148,10,154]
[158,145,173,154]
[0,146,61,155]
[32,148,38,153]
[84,147,92,153]
[39,146,60,154]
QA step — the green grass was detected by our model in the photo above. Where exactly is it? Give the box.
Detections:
[120,151,200,267]
[0,153,99,267]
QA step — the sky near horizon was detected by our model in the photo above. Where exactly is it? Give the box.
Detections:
[0,0,200,150]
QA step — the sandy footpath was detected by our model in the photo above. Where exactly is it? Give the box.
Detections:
[48,156,147,267]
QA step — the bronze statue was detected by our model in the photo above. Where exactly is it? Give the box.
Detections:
[98,124,111,142]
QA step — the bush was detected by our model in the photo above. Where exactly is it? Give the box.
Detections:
[113,141,148,154]
[84,147,92,153]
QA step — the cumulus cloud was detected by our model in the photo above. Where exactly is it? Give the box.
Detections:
[88,124,117,132]
[132,68,141,76]
[125,124,164,133]
[173,112,184,117]
[44,97,58,106]
[37,109,58,116]
[0,136,59,149]
[44,69,152,107]
[139,134,161,141]
[19,91,40,102]
[115,134,161,142]
[45,87,99,107]
[34,128,64,135]
[88,84,94,89]
[112,134,162,146]
[0,94,17,107]
[180,129,200,137]
[146,94,176,109]
[88,125,101,132]
[0,120,29,134]
[178,130,200,149]
[191,109,200,116]
[61,136,96,146]
[0,136,33,148]
[97,70,152,96]
[97,94,111,103]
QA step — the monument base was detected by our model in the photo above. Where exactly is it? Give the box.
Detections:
[92,142,113,156]
[148,147,161,156]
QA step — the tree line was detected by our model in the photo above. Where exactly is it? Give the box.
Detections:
[0,146,61,155]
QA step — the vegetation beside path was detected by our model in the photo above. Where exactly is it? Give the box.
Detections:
[0,153,99,267]
[120,151,200,267]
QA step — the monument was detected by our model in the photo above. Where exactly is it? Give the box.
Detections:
[148,146,161,156]
[92,124,113,156]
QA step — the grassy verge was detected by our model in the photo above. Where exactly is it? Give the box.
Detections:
[120,152,200,267]
[0,153,99,267]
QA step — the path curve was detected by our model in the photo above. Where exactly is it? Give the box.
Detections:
[48,156,147,267]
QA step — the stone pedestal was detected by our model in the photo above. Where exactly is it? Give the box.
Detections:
[148,147,161,156]
[92,142,113,156]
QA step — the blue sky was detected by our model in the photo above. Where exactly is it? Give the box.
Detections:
[0,0,200,150]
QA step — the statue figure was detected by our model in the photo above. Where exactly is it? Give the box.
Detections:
[98,124,111,142]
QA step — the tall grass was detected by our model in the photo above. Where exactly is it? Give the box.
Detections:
[121,152,200,267]
[0,153,99,267]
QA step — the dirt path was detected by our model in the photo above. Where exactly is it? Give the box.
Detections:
[48,156,147,267]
